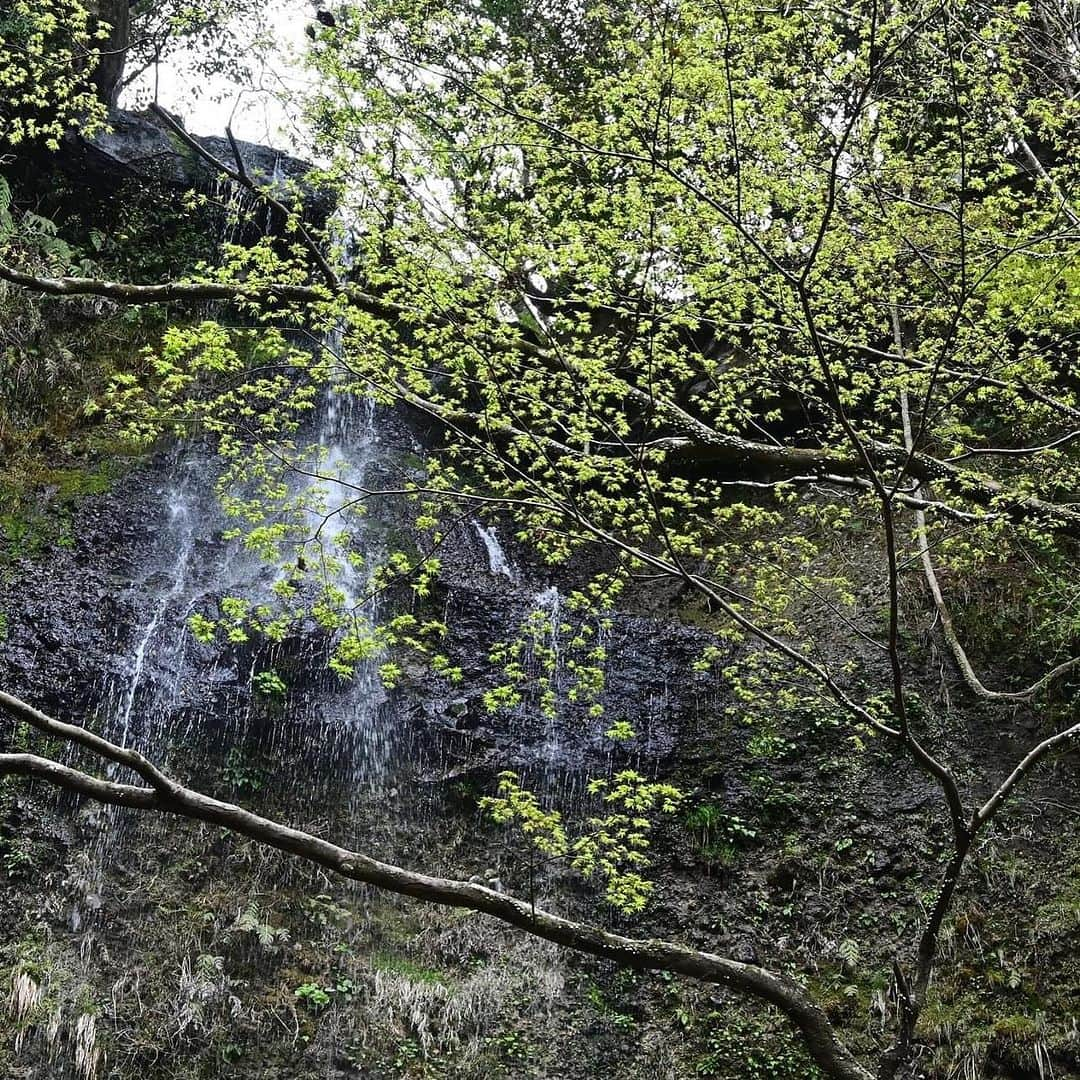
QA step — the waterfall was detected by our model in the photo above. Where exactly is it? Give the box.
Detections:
[474,522,517,579]
[531,585,564,779]
[99,450,227,765]
[211,151,287,248]
[262,154,284,236]
[80,343,391,897]
[211,173,263,246]
[113,488,196,753]
[294,382,391,785]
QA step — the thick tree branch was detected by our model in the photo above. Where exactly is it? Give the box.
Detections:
[0,753,156,808]
[2,263,1079,539]
[0,263,399,320]
[0,691,873,1080]
[0,689,176,794]
[0,263,331,305]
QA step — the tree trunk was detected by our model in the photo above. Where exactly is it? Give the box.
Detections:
[90,0,130,106]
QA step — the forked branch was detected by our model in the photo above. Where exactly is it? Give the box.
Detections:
[149,104,341,291]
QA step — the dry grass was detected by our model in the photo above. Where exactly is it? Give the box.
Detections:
[7,969,42,1052]
[74,1013,100,1080]
[173,954,243,1040]
[341,908,566,1073]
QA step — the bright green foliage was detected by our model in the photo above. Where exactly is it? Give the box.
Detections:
[251,670,287,698]
[246,1,1080,778]
[188,613,217,644]
[3,4,1080,1078]
[53,0,1080,924]
[293,981,331,1010]
[287,0,1080,618]
[0,0,109,149]
[484,583,617,723]
[482,770,682,913]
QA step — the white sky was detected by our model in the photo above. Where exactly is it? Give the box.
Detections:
[121,1,315,153]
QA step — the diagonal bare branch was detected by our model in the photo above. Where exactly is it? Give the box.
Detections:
[149,104,342,291]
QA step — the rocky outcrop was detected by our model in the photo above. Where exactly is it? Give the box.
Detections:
[57,107,334,230]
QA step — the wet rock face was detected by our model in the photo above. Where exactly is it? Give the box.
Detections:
[353,454,718,793]
[0,392,712,818]
[413,564,713,784]
[0,465,160,725]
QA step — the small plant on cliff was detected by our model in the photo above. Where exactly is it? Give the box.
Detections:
[293,981,331,1010]
[227,902,289,950]
[251,669,287,698]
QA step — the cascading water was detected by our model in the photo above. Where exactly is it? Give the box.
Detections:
[289,381,392,788]
[78,344,392,902]
[262,154,285,237]
[112,486,197,756]
[0,77,722,1080]
[474,522,517,580]
[458,524,617,802]
[211,174,263,247]
[529,584,566,787]
[77,450,223,910]
[53,174,675,952]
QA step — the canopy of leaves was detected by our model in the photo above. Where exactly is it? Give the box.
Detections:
[7,0,1080,922]
[97,0,1078,664]
[3,8,1080,1077]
